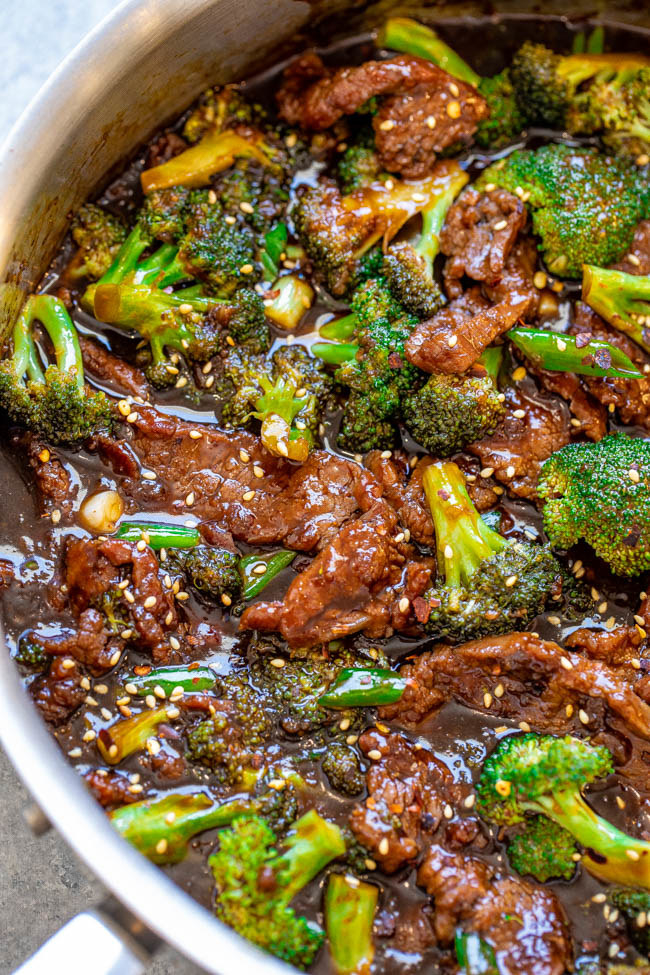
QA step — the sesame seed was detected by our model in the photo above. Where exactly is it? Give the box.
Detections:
[464,794,475,809]
[394,532,405,543]
[411,192,426,203]
[637,153,650,166]
[365,858,377,870]
[251,562,267,575]
[616,795,626,810]
[165,611,174,625]
[378,838,390,855]
[512,366,526,381]
[146,738,160,756]
[446,101,461,118]
[268,778,286,791]
[153,685,166,700]
[95,684,108,695]
[609,944,619,959]
[630,468,641,483]
[100,707,112,720]
[494,683,505,698]
[242,490,256,501]
[379,119,395,131]
[221,593,232,607]
[632,655,642,667]
[128,783,144,794]
[627,253,641,267]
[505,575,518,587]
[493,219,508,231]
[579,709,589,725]
[638,911,647,927]
[225,215,236,225]
[80,677,91,691]
[166,706,180,719]
[447,334,458,348]
[145,694,156,709]
[185,492,195,507]
[339,718,351,731]
[495,779,511,797]
[253,465,264,478]
[82,729,96,742]
[505,466,515,479]
[519,721,531,732]
[598,601,608,614]
[85,695,98,706]
[175,591,189,602]
[399,597,410,613]
[627,849,641,861]
[68,746,82,758]
[484,692,493,708]
[560,657,573,671]
[425,115,436,128]
[556,338,567,352]
[121,629,133,640]
[240,264,254,275]
[533,271,547,289]
[380,449,392,459]
[367,749,382,761]
[239,449,250,463]
[123,589,135,604]
[277,442,289,457]
[566,704,574,717]
[239,201,254,215]
[346,734,359,745]
[444,544,454,560]
[592,892,607,903]
[484,183,496,192]
[480,467,494,478]
[443,803,453,819]
[270,658,285,669]
[141,470,156,480]
[61,658,75,670]
[51,509,62,524]
[605,616,616,630]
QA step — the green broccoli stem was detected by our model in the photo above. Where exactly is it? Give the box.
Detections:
[14,295,85,389]
[377,17,480,85]
[97,705,174,765]
[140,129,275,193]
[110,792,254,864]
[528,789,650,888]
[135,245,189,289]
[240,549,296,599]
[508,326,643,378]
[455,931,499,975]
[319,668,407,708]
[325,874,378,975]
[312,341,359,365]
[423,461,508,589]
[115,521,201,550]
[417,169,471,270]
[123,664,218,698]
[276,809,347,901]
[582,265,650,354]
[319,313,357,342]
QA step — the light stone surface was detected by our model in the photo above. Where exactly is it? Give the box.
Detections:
[1,3,202,972]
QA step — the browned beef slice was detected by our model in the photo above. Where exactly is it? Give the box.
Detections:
[144,131,188,169]
[240,503,432,646]
[468,382,570,501]
[123,405,380,552]
[79,335,151,400]
[365,452,436,547]
[21,436,74,514]
[348,728,466,873]
[483,237,540,316]
[613,219,650,275]
[26,608,114,674]
[373,74,487,179]
[31,657,85,725]
[0,560,13,588]
[405,288,529,374]
[379,632,650,740]
[527,366,607,442]
[565,596,650,668]
[440,188,526,294]
[418,845,570,975]
[65,537,177,661]
[570,303,650,431]
[85,768,143,807]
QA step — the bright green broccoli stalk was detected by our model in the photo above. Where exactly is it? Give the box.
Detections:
[382,161,469,318]
[455,931,499,975]
[582,265,650,355]
[97,705,175,765]
[538,434,650,576]
[421,461,564,640]
[477,732,650,889]
[69,203,128,281]
[209,809,346,970]
[401,347,505,456]
[510,42,650,159]
[476,144,650,278]
[167,546,242,604]
[325,873,378,975]
[609,888,650,959]
[377,17,527,149]
[507,814,578,882]
[0,295,113,444]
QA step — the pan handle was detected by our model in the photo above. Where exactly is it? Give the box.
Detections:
[13,897,161,975]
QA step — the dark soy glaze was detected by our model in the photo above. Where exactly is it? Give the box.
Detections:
[2,14,650,975]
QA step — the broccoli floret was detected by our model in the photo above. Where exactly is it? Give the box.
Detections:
[209,810,346,970]
[168,546,242,603]
[597,66,650,161]
[178,196,260,297]
[582,265,650,355]
[477,732,650,889]
[14,635,48,671]
[609,888,650,958]
[477,144,649,278]
[226,288,270,354]
[138,186,199,243]
[377,18,526,149]
[538,434,650,577]
[507,815,578,882]
[321,743,364,797]
[421,461,564,641]
[183,85,263,143]
[336,124,386,194]
[0,295,113,444]
[293,165,465,300]
[401,348,505,456]
[69,203,127,281]
[334,279,425,454]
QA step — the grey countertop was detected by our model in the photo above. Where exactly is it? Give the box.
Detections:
[1,3,200,972]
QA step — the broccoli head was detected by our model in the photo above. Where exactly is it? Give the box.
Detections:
[609,888,650,958]
[507,814,578,882]
[69,203,127,281]
[178,196,260,297]
[336,123,386,194]
[474,69,528,148]
[0,295,113,444]
[477,143,650,277]
[183,85,264,144]
[321,743,364,797]
[421,461,564,641]
[209,810,346,969]
[477,732,650,889]
[401,348,505,456]
[138,186,199,243]
[538,434,650,577]
[168,545,242,604]
[582,264,650,355]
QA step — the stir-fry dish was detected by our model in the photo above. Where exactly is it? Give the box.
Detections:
[4,15,650,974]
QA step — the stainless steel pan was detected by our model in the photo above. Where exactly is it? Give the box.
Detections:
[0,1,648,971]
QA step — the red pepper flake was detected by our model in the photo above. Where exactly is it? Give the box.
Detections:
[413,596,431,624]
[133,665,152,677]
[575,332,592,349]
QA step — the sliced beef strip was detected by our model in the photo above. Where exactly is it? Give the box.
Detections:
[78,334,151,400]
[440,188,526,296]
[565,596,650,669]
[240,502,433,646]
[121,405,381,552]
[405,288,529,374]
[379,632,650,740]
[144,131,188,170]
[348,728,468,873]
[570,303,650,432]
[85,768,144,807]
[613,219,650,275]
[483,237,540,317]
[20,435,75,515]
[31,656,86,725]
[25,607,115,675]
[418,845,571,975]
[65,536,178,662]
[526,365,607,442]
[468,381,571,501]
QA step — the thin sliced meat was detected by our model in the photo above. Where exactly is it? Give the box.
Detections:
[405,288,529,374]
[79,334,151,400]
[469,382,571,501]
[379,632,650,740]
[121,405,381,552]
[365,452,436,548]
[565,596,649,668]
[348,728,467,872]
[31,656,85,725]
[85,768,144,807]
[20,435,75,516]
[25,608,115,675]
[418,845,571,975]
[483,237,540,316]
[613,219,650,275]
[526,365,607,441]
[240,503,433,646]
[441,188,526,296]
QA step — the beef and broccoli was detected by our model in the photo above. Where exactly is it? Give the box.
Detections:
[3,14,650,975]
